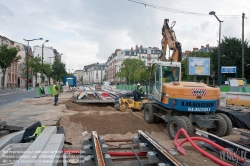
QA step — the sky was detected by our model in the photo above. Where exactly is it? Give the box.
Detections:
[0,0,249,72]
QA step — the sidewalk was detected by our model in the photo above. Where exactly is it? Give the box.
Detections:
[0,88,31,94]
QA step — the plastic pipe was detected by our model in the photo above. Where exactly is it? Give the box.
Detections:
[177,137,245,163]
[174,128,234,166]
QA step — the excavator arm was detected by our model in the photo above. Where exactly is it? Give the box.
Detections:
[159,19,182,62]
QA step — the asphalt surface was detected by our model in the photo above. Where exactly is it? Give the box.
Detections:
[0,89,34,109]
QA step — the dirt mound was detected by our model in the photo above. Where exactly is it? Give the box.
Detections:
[68,112,165,135]
[61,100,115,112]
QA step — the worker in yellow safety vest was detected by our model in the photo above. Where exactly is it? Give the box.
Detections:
[52,80,59,106]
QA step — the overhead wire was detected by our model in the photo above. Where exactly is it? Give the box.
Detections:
[127,0,241,18]
[202,20,241,44]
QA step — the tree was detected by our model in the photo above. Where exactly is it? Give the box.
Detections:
[210,36,250,81]
[0,45,19,89]
[29,55,42,83]
[52,59,67,81]
[117,58,148,84]
[43,64,53,85]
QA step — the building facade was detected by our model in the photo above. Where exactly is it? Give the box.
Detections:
[106,45,161,83]
[33,46,62,85]
[83,63,106,84]
[0,35,26,88]
[73,70,84,85]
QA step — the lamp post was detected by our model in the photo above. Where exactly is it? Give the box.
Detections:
[209,11,223,86]
[23,38,43,90]
[41,40,49,83]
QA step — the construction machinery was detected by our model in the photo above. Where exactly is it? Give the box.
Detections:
[115,19,232,140]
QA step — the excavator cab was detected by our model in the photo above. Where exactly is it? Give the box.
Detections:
[149,61,181,102]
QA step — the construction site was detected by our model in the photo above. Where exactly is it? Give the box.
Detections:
[0,82,250,166]
[1,18,250,166]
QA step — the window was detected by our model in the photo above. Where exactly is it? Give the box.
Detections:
[162,66,180,83]
[155,65,161,92]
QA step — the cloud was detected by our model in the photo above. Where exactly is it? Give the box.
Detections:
[0,0,249,72]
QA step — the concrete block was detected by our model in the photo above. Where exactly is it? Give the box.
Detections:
[147,151,160,164]
[34,134,64,166]
[104,154,112,165]
[99,137,105,144]
[132,136,141,144]
[82,137,91,146]
[82,145,93,154]
[0,130,24,151]
[101,144,108,153]
[14,126,57,166]
[139,143,149,152]
[220,92,227,107]
[80,155,94,166]
[0,143,31,165]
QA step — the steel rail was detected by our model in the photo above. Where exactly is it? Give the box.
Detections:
[92,131,105,166]
[138,130,185,166]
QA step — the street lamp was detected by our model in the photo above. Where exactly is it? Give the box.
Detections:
[209,11,223,86]
[41,40,49,83]
[23,38,43,90]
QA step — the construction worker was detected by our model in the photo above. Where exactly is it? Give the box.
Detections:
[163,67,174,82]
[39,85,45,95]
[52,80,59,106]
[133,83,144,101]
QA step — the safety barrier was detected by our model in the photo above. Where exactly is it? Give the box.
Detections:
[34,87,42,98]
[47,86,52,95]
[116,84,146,91]
[223,92,250,107]
[220,85,250,93]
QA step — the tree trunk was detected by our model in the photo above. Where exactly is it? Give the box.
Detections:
[48,76,51,85]
[2,69,6,90]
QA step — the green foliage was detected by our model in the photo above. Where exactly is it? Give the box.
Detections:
[0,45,19,89]
[210,36,250,80]
[51,59,67,81]
[29,55,42,82]
[117,58,150,84]
[43,63,53,85]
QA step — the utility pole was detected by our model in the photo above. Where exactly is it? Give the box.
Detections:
[242,13,245,78]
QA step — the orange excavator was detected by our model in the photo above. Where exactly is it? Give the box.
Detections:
[116,19,232,140]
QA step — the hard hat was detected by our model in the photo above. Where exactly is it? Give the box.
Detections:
[163,67,169,72]
[137,83,140,86]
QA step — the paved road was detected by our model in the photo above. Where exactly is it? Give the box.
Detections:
[0,89,34,109]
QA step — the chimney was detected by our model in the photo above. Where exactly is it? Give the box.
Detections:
[136,45,138,50]
[206,44,209,48]
[140,45,142,49]
[193,48,198,52]
[131,47,133,51]
[201,46,204,49]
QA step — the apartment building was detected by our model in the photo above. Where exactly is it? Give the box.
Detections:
[83,63,106,84]
[73,70,84,85]
[106,45,161,83]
